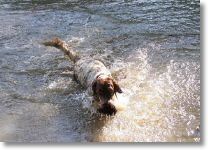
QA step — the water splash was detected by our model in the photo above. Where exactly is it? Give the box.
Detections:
[92,44,200,142]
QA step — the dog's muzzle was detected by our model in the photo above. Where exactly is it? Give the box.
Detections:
[97,102,117,115]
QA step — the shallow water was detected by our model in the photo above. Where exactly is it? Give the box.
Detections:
[0,0,200,142]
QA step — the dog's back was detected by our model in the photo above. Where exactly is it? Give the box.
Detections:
[74,58,111,89]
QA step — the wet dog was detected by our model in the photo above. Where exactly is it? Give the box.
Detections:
[43,38,123,115]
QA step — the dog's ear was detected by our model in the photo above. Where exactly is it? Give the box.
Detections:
[113,80,123,93]
[92,80,97,95]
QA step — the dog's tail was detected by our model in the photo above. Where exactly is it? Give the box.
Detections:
[42,38,79,63]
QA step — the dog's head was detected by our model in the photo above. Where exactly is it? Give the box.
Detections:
[92,76,123,104]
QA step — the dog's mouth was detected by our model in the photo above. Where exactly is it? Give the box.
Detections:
[97,102,117,116]
[96,94,118,115]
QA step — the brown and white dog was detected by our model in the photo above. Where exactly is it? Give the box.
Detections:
[43,38,123,115]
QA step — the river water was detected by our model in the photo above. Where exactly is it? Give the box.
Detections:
[0,0,200,142]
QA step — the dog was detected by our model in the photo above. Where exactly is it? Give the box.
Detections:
[43,38,123,115]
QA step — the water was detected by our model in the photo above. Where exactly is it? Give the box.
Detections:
[0,0,200,142]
